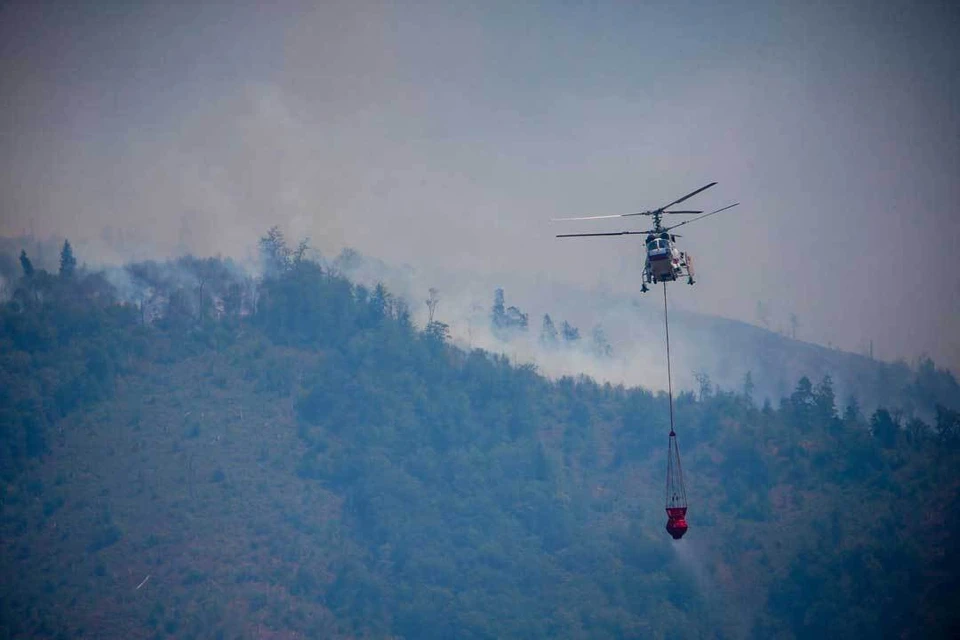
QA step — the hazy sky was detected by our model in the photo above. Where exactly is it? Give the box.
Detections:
[2,0,958,368]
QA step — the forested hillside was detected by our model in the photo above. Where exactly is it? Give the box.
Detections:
[331,248,960,418]
[2,237,958,639]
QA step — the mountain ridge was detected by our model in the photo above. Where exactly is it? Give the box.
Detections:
[1,240,958,638]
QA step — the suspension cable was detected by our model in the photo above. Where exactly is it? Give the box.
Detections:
[663,282,675,436]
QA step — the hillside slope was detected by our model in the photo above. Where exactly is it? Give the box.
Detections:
[2,249,958,639]
[332,249,960,417]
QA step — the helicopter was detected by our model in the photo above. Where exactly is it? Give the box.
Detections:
[553,182,739,292]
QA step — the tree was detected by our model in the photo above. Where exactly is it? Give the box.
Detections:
[789,313,798,339]
[19,250,33,277]
[260,226,291,274]
[789,376,815,430]
[491,289,528,338]
[934,405,960,448]
[539,314,558,348]
[223,282,243,321]
[425,321,450,343]
[59,240,77,278]
[591,325,612,358]
[370,283,391,322]
[291,238,311,270]
[813,375,837,423]
[504,305,528,332]
[333,247,362,274]
[905,417,929,447]
[560,321,580,344]
[161,288,194,332]
[426,288,439,324]
[491,288,506,330]
[842,395,861,425]
[394,298,412,330]
[742,371,755,402]
[694,371,713,401]
[870,408,898,448]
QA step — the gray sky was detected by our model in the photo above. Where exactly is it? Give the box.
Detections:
[2,0,958,368]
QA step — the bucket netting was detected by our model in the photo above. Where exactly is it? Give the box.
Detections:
[665,429,688,539]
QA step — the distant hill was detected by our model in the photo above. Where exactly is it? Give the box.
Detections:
[332,248,959,418]
[1,238,958,639]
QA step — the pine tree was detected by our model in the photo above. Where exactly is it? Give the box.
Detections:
[19,250,33,276]
[560,321,580,344]
[59,240,77,277]
[491,288,506,329]
[871,409,898,448]
[934,405,960,448]
[504,306,528,332]
[814,375,837,422]
[259,226,291,274]
[695,371,713,401]
[591,325,612,358]
[742,371,755,401]
[790,376,814,430]
[371,283,390,319]
[540,314,558,348]
[426,288,439,324]
[425,321,450,343]
[842,395,861,424]
[491,289,528,338]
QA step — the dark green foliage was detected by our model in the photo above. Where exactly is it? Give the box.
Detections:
[540,313,558,347]
[491,287,528,338]
[814,374,837,423]
[591,325,613,358]
[935,404,960,448]
[871,408,899,448]
[491,287,506,327]
[87,524,123,553]
[843,394,861,424]
[19,249,33,276]
[788,375,815,429]
[58,240,76,278]
[695,371,713,401]
[560,320,580,343]
[259,225,295,275]
[424,320,450,343]
[0,238,957,640]
[0,267,136,477]
[742,370,756,402]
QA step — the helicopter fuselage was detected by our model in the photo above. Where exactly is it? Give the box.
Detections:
[643,234,694,288]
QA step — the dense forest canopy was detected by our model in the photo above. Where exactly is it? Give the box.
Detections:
[1,234,958,639]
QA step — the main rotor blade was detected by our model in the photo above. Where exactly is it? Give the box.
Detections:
[556,231,648,238]
[658,182,717,211]
[663,202,739,232]
[554,182,717,222]
[552,211,650,222]
[553,213,631,222]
